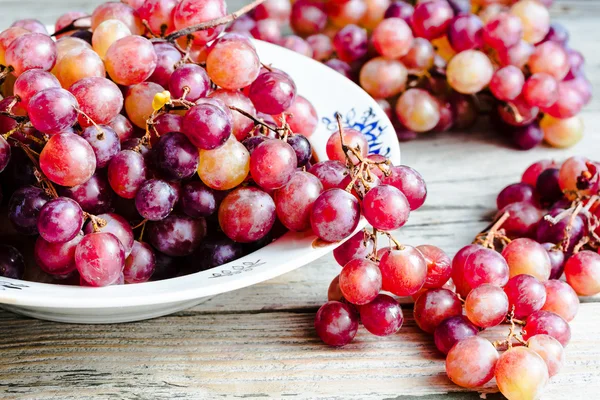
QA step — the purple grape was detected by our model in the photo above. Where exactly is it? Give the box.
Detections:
[333,24,368,63]
[0,135,11,173]
[190,235,245,272]
[446,0,471,14]
[147,214,207,256]
[249,71,297,115]
[0,245,25,279]
[242,136,268,155]
[80,125,121,168]
[182,103,233,150]
[9,186,52,235]
[151,251,180,281]
[536,208,586,253]
[123,240,156,283]
[324,59,353,79]
[59,171,115,215]
[149,43,182,88]
[135,179,177,221]
[169,64,210,102]
[384,1,414,23]
[180,181,218,218]
[511,123,544,150]
[496,182,536,209]
[434,315,479,355]
[542,242,566,279]
[153,113,184,136]
[447,14,484,52]
[155,132,199,180]
[536,168,562,205]
[287,134,312,167]
[37,197,84,243]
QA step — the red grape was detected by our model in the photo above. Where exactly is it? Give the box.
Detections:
[504,274,547,319]
[315,301,358,347]
[522,310,571,347]
[310,188,360,242]
[446,336,498,388]
[218,187,276,243]
[434,315,479,355]
[465,284,509,328]
[75,232,125,287]
[339,258,382,305]
[360,294,404,336]
[564,250,600,296]
[274,171,322,232]
[379,245,427,296]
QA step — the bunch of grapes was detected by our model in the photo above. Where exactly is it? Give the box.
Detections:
[0,0,424,287]
[317,155,599,398]
[230,0,591,149]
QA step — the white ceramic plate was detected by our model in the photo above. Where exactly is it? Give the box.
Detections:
[0,38,400,323]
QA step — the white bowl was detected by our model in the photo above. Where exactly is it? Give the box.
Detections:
[0,39,400,323]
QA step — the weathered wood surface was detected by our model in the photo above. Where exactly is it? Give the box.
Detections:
[1,0,600,399]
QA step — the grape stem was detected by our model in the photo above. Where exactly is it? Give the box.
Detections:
[229,105,285,136]
[141,20,159,38]
[473,211,511,250]
[383,231,404,251]
[75,108,105,136]
[152,0,267,43]
[85,213,108,233]
[366,228,379,261]
[0,65,14,82]
[50,15,91,37]
[505,307,527,348]
[132,219,149,242]
[0,111,28,124]
[9,138,59,198]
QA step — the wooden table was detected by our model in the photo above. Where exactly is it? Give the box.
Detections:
[1,1,600,399]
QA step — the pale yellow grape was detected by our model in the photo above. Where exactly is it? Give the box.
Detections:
[395,88,440,132]
[51,37,91,75]
[54,48,105,89]
[359,0,391,30]
[359,57,407,99]
[92,19,132,60]
[447,50,494,94]
[495,347,549,400]
[124,82,164,129]
[540,114,584,148]
[511,0,550,44]
[199,137,250,190]
[527,334,565,377]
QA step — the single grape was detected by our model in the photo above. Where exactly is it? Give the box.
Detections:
[83,213,134,256]
[522,310,571,347]
[327,0,367,27]
[80,125,121,169]
[286,134,312,167]
[219,187,275,243]
[310,188,360,243]
[379,246,427,296]
[541,243,565,280]
[13,69,61,111]
[414,288,463,334]
[253,0,291,23]
[564,250,600,296]
[173,0,227,44]
[75,232,125,287]
[109,114,135,143]
[326,127,369,165]
[210,90,257,141]
[527,334,565,377]
[170,64,210,102]
[154,132,199,181]
[500,201,543,238]
[54,47,106,89]
[359,57,408,99]
[92,19,131,60]
[124,81,164,129]
[360,294,404,336]
[540,115,584,148]
[446,336,498,388]
[309,161,349,190]
[34,233,83,276]
[70,77,124,127]
[395,88,441,132]
[543,22,569,46]
[40,133,96,187]
[137,0,179,36]
[451,244,483,298]
[501,238,551,281]
[280,35,313,58]
[400,37,435,71]
[249,71,297,115]
[447,13,484,52]
[250,139,297,191]
[290,0,327,36]
[372,17,413,59]
[147,214,207,256]
[324,58,353,79]
[465,284,509,328]
[105,35,158,86]
[411,0,454,40]
[339,258,382,305]
[250,19,282,43]
[180,182,217,218]
[107,150,147,199]
[37,197,84,244]
[414,245,452,289]
[490,66,525,102]
[557,155,589,194]
[504,274,547,319]
[362,185,410,231]
[522,73,559,109]
[510,0,550,44]
[28,88,78,135]
[5,33,57,76]
[447,50,494,94]
[0,245,25,279]
[495,347,549,400]
[333,231,374,267]
[463,247,509,289]
[274,171,323,232]
[535,208,585,253]
[91,2,144,35]
[528,41,569,81]
[314,301,358,347]
[182,103,233,150]
[148,43,182,88]
[483,13,523,50]
[332,24,368,62]
[123,240,155,284]
[306,34,333,61]
[327,275,343,302]
[542,280,579,322]
[434,315,479,355]
[135,179,177,221]
[496,183,535,209]
[384,0,413,22]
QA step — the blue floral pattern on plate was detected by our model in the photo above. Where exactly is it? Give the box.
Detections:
[322,108,391,157]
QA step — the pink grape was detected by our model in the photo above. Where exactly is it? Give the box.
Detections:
[254,0,291,23]
[447,13,484,52]
[372,17,413,58]
[324,58,353,79]
[401,38,435,71]
[523,73,559,108]
[83,213,134,256]
[395,88,441,132]
[333,24,368,62]
[327,0,366,27]
[527,334,565,377]
[169,64,210,102]
[27,88,78,135]
[290,0,327,36]
[447,50,493,94]
[362,184,410,231]
[360,294,404,336]
[496,182,535,209]
[109,115,135,143]
[522,310,571,347]
[564,250,600,296]
[123,240,156,284]
[434,315,479,355]
[417,244,452,289]
[207,39,260,90]
[446,336,498,388]
[310,188,360,242]
[40,133,96,187]
[137,0,179,35]
[209,90,256,140]
[274,171,323,232]
[37,197,84,244]
[107,150,147,199]
[384,1,413,22]
[511,0,551,44]
[182,103,232,150]
[359,57,408,99]
[414,288,462,333]
[198,137,250,190]
[0,27,30,66]
[281,35,313,57]
[465,284,509,328]
[250,139,297,191]
[326,128,369,165]
[91,2,144,35]
[541,81,585,119]
[173,0,227,45]
[483,13,523,50]
[249,71,297,115]
[490,66,525,102]
[495,347,549,400]
[411,0,454,40]
[10,19,47,35]
[75,232,125,287]
[333,231,374,267]
[147,214,207,256]
[280,95,318,138]
[34,233,83,276]
[69,77,124,127]
[501,238,551,281]
[80,125,121,169]
[528,41,570,81]
[382,165,427,210]
[148,43,182,88]
[463,247,509,289]
[250,19,281,43]
[218,187,276,243]
[13,69,60,111]
[314,301,358,347]
[542,280,579,322]
[504,274,547,319]
[339,258,382,305]
[5,33,57,76]
[498,39,534,68]
[306,34,333,61]
[105,35,158,86]
[379,245,427,296]
[309,160,349,190]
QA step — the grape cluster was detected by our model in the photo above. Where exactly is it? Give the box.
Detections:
[0,0,423,287]
[317,155,599,398]
[231,0,591,149]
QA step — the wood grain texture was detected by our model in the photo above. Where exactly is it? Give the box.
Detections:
[1,0,600,399]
